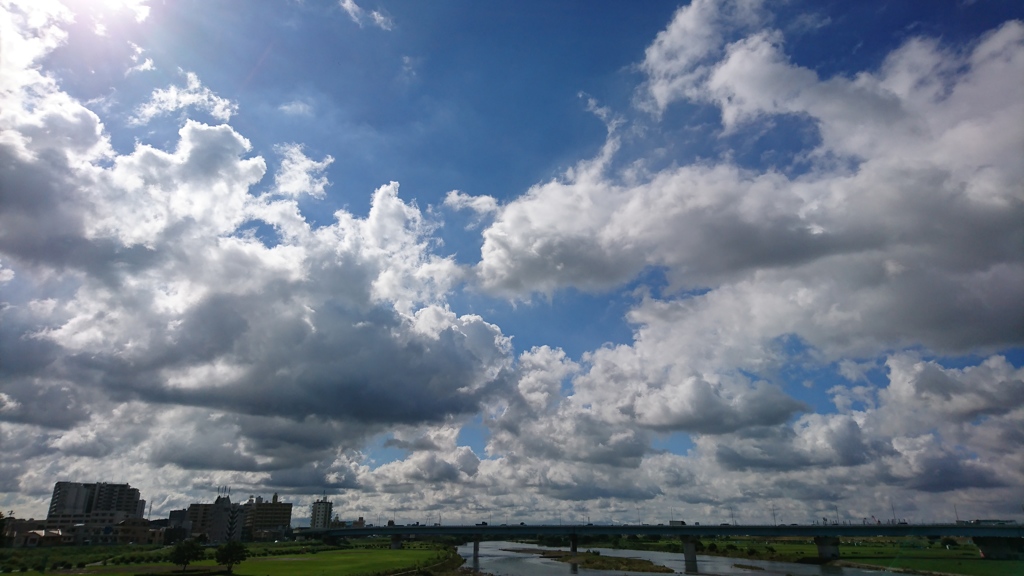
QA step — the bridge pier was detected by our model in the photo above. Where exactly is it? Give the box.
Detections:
[972,537,1024,560]
[390,534,403,550]
[814,536,840,561]
[472,537,480,558]
[570,534,578,556]
[680,536,699,573]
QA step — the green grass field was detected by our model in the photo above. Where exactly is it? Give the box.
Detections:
[838,553,1024,576]
[231,547,440,576]
[0,542,449,576]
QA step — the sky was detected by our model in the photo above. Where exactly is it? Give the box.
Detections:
[1,0,1023,527]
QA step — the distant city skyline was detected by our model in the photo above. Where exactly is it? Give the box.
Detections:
[1,0,1022,527]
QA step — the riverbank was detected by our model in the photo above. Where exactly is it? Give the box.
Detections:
[523,534,1021,576]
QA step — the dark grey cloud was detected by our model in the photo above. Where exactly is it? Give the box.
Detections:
[0,137,86,267]
[715,442,813,472]
[235,415,356,457]
[0,378,93,430]
[384,436,441,452]
[0,307,64,381]
[641,380,809,435]
[912,362,1024,421]
[0,426,57,463]
[401,454,461,483]
[903,454,1006,493]
[537,473,662,502]
[0,144,162,284]
[266,463,361,491]
[0,463,22,493]
[168,313,509,425]
[152,442,262,472]
[714,415,892,472]
[761,479,843,503]
[491,409,650,468]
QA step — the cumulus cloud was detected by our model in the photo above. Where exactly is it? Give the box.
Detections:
[444,190,498,216]
[447,4,1022,520]
[273,143,334,198]
[469,17,1024,354]
[1,0,1021,525]
[639,0,766,114]
[131,71,238,125]
[0,1,508,517]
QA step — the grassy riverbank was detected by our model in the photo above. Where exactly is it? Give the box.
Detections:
[525,534,1023,576]
[0,540,458,576]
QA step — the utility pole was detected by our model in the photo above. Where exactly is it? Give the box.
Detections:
[833,504,839,525]
[770,502,777,526]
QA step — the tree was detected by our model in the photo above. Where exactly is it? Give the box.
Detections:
[215,541,248,573]
[169,539,204,571]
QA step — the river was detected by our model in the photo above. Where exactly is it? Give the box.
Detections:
[456,540,898,576]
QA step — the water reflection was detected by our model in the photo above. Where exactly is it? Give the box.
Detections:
[457,540,898,576]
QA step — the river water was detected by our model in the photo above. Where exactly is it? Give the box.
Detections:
[456,540,898,576]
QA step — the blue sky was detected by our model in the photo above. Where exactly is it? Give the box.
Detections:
[2,0,1023,526]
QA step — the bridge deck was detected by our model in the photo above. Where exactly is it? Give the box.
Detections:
[305,523,1023,540]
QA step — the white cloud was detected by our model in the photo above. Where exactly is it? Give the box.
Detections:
[127,57,154,75]
[1,0,1021,524]
[339,0,393,31]
[0,1,507,517]
[639,0,766,114]
[471,20,1024,354]
[439,8,1023,520]
[273,143,334,198]
[131,71,238,125]
[279,99,313,116]
[444,190,498,229]
[125,41,154,75]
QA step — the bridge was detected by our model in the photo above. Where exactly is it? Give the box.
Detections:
[301,522,1024,572]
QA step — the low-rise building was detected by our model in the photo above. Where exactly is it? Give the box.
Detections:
[2,519,46,548]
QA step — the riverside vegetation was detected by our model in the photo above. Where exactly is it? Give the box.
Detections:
[527,533,1024,576]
